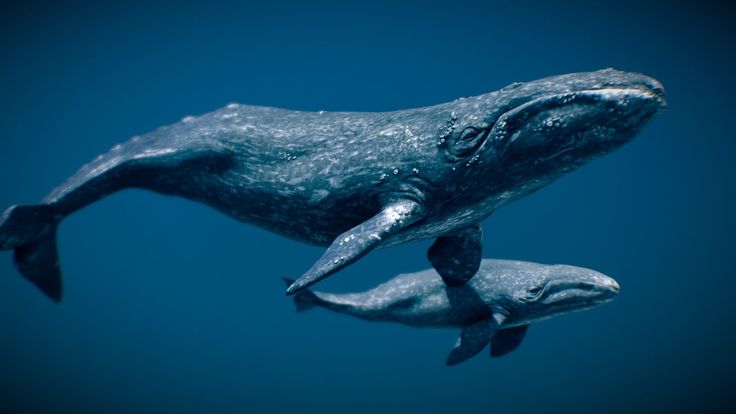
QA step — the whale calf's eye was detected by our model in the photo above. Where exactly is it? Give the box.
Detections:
[525,284,545,300]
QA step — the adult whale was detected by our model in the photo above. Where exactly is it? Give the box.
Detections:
[287,259,620,365]
[0,69,664,301]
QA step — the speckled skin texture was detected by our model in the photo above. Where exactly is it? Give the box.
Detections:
[0,69,664,300]
[290,259,620,364]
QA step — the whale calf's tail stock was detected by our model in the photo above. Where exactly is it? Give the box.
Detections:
[0,204,62,302]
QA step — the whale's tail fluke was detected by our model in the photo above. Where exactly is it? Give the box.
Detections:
[282,278,321,311]
[0,204,62,302]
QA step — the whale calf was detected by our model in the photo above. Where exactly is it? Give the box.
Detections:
[0,69,663,301]
[287,259,620,365]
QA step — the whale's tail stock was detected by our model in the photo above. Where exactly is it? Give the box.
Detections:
[282,278,321,312]
[0,204,62,302]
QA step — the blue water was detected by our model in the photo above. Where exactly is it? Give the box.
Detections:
[1,1,734,413]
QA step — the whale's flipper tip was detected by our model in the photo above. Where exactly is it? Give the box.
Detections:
[282,277,318,312]
[284,282,298,296]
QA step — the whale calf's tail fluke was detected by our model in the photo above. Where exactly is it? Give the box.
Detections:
[282,278,321,312]
[0,204,62,302]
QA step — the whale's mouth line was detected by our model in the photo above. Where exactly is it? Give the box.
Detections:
[495,86,666,124]
[539,277,620,304]
[537,143,576,163]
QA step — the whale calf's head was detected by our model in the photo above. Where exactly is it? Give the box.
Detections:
[496,263,620,326]
[439,69,665,203]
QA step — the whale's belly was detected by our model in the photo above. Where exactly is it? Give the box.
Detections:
[181,167,504,248]
[174,158,386,246]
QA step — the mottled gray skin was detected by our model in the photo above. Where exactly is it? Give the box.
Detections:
[289,259,620,365]
[0,69,664,301]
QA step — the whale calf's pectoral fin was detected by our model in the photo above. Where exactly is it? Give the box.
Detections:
[428,223,482,286]
[285,199,425,295]
[446,315,503,366]
[490,324,529,357]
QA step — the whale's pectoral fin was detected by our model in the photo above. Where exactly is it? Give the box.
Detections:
[428,223,482,286]
[446,315,503,366]
[285,199,424,295]
[490,324,529,357]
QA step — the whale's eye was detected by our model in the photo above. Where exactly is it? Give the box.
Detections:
[445,126,490,161]
[459,127,482,142]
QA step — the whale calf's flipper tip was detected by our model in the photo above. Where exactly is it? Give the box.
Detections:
[1,204,62,302]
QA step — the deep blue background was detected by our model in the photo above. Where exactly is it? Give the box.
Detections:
[1,1,734,413]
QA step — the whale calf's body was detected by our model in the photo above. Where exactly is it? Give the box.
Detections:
[288,259,620,365]
[0,69,664,301]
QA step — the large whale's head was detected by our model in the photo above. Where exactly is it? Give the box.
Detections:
[437,69,665,206]
[493,263,620,327]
